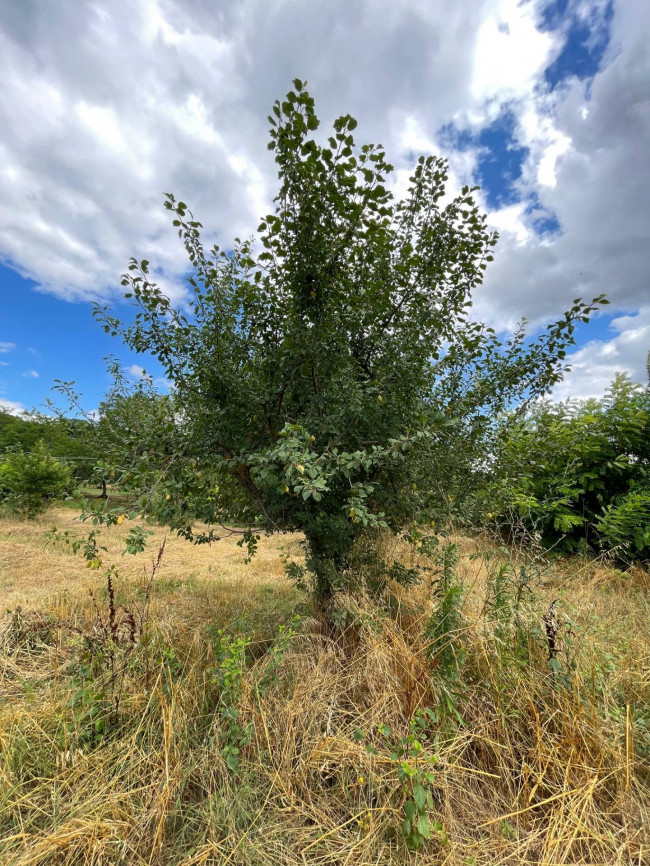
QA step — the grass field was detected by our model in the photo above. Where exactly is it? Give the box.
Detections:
[1,508,648,864]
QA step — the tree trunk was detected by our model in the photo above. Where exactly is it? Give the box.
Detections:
[304,527,354,610]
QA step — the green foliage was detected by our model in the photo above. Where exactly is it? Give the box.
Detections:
[91,80,606,599]
[208,628,252,772]
[0,410,92,481]
[596,489,650,554]
[479,547,544,664]
[0,442,74,518]
[425,543,465,679]
[491,374,650,558]
[254,614,301,696]
[53,363,180,503]
[62,563,140,747]
[357,713,444,852]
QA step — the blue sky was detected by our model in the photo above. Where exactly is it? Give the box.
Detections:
[0,263,165,414]
[0,0,648,414]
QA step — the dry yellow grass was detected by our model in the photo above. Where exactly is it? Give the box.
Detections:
[0,508,302,609]
[0,509,648,865]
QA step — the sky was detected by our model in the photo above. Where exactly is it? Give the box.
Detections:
[0,0,648,416]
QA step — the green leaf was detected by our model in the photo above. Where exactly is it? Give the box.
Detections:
[417,812,431,839]
[413,783,427,813]
[404,800,417,822]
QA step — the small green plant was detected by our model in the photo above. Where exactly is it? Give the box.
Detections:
[356,712,444,852]
[158,646,183,698]
[480,547,544,665]
[63,566,138,746]
[425,543,465,679]
[255,615,301,697]
[381,714,443,852]
[208,628,252,772]
[45,531,162,746]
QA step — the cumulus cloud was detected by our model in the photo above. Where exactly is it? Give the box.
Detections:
[126,364,148,380]
[22,369,39,378]
[0,342,16,353]
[126,363,171,390]
[479,7,650,323]
[0,0,558,306]
[470,0,650,386]
[0,0,648,396]
[0,398,26,415]
[552,306,650,400]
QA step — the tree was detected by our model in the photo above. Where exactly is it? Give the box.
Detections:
[0,410,92,482]
[0,442,74,518]
[52,361,179,503]
[95,81,607,601]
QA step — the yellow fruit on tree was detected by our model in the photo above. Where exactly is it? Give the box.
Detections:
[296,464,305,474]
[310,435,315,443]
[116,514,125,525]
[377,395,383,403]
[284,485,290,493]
[165,494,171,501]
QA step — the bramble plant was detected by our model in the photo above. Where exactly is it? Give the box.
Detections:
[93,80,607,602]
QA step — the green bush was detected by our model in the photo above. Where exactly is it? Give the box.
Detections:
[0,410,92,482]
[0,443,74,518]
[491,374,650,559]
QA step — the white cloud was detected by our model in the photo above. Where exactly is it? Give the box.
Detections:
[0,0,648,399]
[126,364,148,380]
[472,0,650,395]
[0,342,16,353]
[0,0,543,308]
[126,363,171,391]
[471,0,557,106]
[0,398,26,415]
[22,369,39,378]
[552,306,650,400]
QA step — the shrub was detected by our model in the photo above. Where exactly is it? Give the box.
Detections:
[490,373,650,559]
[0,443,73,518]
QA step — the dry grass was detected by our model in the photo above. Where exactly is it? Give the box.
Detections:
[0,510,648,864]
[0,508,301,608]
